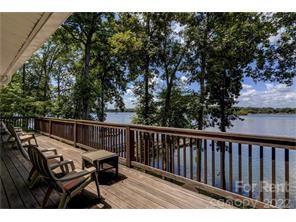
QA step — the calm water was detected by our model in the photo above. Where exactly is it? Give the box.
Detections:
[106,112,296,207]
[106,112,296,137]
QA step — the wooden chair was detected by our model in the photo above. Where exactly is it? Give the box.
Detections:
[5,122,38,146]
[6,123,66,186]
[27,145,100,209]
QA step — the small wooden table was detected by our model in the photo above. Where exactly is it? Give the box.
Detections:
[82,150,119,179]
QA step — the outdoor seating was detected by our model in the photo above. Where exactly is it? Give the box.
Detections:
[27,145,100,209]
[4,122,38,146]
[5,123,66,187]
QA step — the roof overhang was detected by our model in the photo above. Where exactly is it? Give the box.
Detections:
[0,12,71,86]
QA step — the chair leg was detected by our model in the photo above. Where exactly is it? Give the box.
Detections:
[28,167,35,181]
[63,196,70,209]
[94,172,101,199]
[58,193,70,209]
[42,187,53,208]
[34,136,38,146]
[28,171,39,188]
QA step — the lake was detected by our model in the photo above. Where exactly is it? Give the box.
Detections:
[106,112,296,137]
[105,112,296,207]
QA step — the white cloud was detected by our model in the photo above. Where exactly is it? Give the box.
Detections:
[126,89,133,96]
[238,83,296,108]
[180,76,188,83]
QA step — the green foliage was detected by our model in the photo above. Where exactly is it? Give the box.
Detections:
[1,12,294,133]
[247,13,296,85]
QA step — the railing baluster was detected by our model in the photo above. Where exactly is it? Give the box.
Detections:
[120,128,123,157]
[196,139,201,182]
[116,129,121,153]
[220,141,226,189]
[157,133,160,169]
[112,127,115,152]
[183,137,186,177]
[161,134,165,171]
[285,148,289,208]
[135,130,138,161]
[204,139,207,183]
[212,140,215,186]
[104,127,106,150]
[124,128,127,158]
[152,133,155,167]
[166,135,169,172]
[272,147,276,206]
[238,143,242,194]
[229,142,233,192]
[145,132,149,165]
[177,137,180,175]
[260,146,264,202]
[139,131,143,163]
[190,138,193,180]
[248,144,252,198]
[146,133,151,166]
[170,136,174,173]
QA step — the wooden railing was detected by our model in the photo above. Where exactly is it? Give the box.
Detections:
[3,116,296,208]
[34,118,128,159]
[0,116,35,131]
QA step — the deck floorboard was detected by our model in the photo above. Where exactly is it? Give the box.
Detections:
[0,134,235,209]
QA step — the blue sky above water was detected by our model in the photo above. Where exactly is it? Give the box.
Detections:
[118,76,296,109]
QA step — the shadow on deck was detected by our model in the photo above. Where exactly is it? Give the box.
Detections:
[0,134,234,209]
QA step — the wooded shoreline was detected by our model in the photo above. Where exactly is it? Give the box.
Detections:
[106,107,296,115]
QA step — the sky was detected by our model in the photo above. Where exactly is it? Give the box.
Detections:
[119,77,296,109]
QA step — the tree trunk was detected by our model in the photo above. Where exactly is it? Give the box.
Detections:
[56,73,61,118]
[198,73,205,130]
[57,73,61,98]
[219,71,226,189]
[143,60,149,124]
[81,37,92,120]
[143,15,151,125]
[98,78,105,122]
[20,64,26,116]
[197,13,208,130]
[161,77,173,127]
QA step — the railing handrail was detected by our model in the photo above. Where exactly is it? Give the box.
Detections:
[36,116,296,150]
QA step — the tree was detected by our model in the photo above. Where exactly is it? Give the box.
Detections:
[183,13,214,130]
[92,13,127,121]
[247,12,296,85]
[153,13,190,127]
[63,13,104,119]
[109,13,159,125]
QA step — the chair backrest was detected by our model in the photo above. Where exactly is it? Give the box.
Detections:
[28,145,67,193]
[0,121,9,134]
[6,123,30,160]
[27,145,55,181]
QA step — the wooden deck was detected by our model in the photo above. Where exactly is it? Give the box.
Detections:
[0,134,235,209]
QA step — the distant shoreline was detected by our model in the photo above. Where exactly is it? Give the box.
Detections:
[107,107,296,115]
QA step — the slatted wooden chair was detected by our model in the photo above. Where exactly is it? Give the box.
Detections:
[6,123,66,186]
[5,122,38,146]
[28,145,100,209]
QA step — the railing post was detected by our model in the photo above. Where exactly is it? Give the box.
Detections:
[33,117,37,131]
[73,120,77,147]
[49,119,52,137]
[126,126,134,168]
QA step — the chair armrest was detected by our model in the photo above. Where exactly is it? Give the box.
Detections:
[46,154,64,161]
[50,160,75,171]
[14,127,22,132]
[57,167,96,182]
[40,148,57,155]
